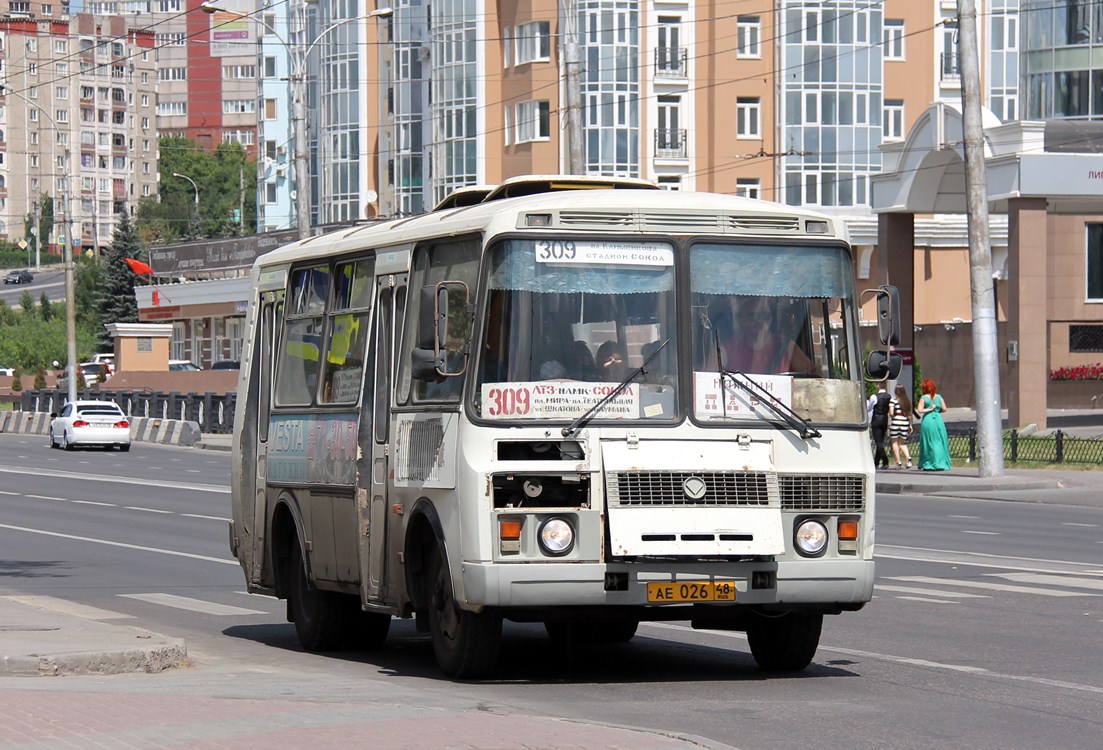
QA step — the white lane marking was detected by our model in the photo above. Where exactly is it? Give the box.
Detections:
[878,545,1102,575]
[961,530,1000,536]
[119,593,265,616]
[875,584,988,599]
[180,513,230,522]
[0,523,236,565]
[0,465,228,494]
[896,595,960,604]
[26,494,67,501]
[1062,522,1099,528]
[989,572,1103,591]
[72,500,117,507]
[949,515,981,519]
[887,575,1097,597]
[643,622,1103,694]
[2,595,134,620]
[124,506,172,514]
[0,490,19,495]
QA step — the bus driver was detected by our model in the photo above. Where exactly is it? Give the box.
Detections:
[720,297,814,375]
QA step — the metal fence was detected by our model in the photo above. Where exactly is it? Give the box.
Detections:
[23,389,237,434]
[933,429,1103,465]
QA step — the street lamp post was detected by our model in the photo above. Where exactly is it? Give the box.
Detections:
[202,3,391,240]
[172,172,200,238]
[0,84,77,402]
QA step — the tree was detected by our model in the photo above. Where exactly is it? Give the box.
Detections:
[19,291,35,319]
[34,365,46,390]
[96,213,141,352]
[39,293,53,322]
[10,364,21,392]
[37,194,53,253]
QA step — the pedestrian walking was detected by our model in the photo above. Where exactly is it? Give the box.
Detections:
[867,381,890,469]
[888,384,914,469]
[916,378,951,471]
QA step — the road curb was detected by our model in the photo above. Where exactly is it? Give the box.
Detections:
[876,478,1062,494]
[0,641,189,677]
[0,410,201,448]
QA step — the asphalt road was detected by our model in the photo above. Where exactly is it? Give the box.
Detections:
[0,433,1100,749]
[0,268,65,308]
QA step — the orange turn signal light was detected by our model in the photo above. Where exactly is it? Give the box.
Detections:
[838,517,859,541]
[499,518,523,540]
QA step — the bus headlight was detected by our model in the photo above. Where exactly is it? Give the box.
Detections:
[538,517,574,556]
[794,519,828,557]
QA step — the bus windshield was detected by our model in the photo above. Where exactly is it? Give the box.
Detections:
[474,238,679,422]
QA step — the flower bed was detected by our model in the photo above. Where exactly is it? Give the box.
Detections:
[1050,363,1103,380]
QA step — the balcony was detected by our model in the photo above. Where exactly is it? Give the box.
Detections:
[941,51,961,81]
[654,47,687,79]
[654,128,687,159]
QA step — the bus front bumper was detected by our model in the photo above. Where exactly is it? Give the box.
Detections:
[459,559,874,611]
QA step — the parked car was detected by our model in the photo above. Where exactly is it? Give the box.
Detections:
[49,400,131,451]
[0,366,13,377]
[210,360,240,370]
[56,362,109,391]
[4,270,33,285]
[89,353,115,368]
[169,360,200,371]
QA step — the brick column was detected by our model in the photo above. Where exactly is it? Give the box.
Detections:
[1007,198,1048,430]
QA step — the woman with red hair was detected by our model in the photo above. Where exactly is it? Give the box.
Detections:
[916,378,951,470]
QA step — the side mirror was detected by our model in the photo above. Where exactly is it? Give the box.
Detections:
[412,281,470,382]
[876,285,901,346]
[865,350,902,381]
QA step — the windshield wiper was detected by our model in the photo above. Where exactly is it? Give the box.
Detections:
[711,325,820,440]
[561,339,669,438]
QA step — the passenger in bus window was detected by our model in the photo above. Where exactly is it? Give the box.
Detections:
[596,340,627,381]
[568,340,599,381]
[721,297,814,374]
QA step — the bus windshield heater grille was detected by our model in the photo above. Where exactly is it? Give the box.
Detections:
[608,471,775,507]
[727,216,801,232]
[778,474,865,512]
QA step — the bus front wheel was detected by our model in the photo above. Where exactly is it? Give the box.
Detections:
[746,610,822,671]
[288,542,353,652]
[427,545,501,678]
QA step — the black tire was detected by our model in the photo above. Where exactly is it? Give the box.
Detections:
[353,611,392,651]
[288,542,355,652]
[427,544,501,678]
[63,432,75,451]
[119,443,131,452]
[746,611,823,671]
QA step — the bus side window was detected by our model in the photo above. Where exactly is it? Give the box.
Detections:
[398,237,481,404]
[274,266,329,406]
[321,259,374,404]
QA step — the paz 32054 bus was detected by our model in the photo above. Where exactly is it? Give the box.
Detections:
[229,176,900,677]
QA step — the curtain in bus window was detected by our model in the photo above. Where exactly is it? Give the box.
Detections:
[690,244,853,298]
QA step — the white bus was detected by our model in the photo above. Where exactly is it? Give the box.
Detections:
[229,176,900,678]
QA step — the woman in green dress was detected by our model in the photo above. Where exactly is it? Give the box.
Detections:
[916,378,951,471]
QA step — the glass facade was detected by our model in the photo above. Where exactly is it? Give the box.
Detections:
[988,0,1020,123]
[431,0,480,205]
[1022,0,1103,119]
[391,0,430,215]
[317,0,361,225]
[781,1,883,208]
[580,0,640,177]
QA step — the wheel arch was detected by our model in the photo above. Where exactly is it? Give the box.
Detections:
[269,490,307,600]
[403,497,447,617]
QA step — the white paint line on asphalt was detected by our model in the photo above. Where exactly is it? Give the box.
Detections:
[877,544,1102,575]
[25,494,67,502]
[887,575,1098,597]
[0,523,237,565]
[948,515,981,519]
[180,513,230,521]
[124,506,173,514]
[1062,522,1099,528]
[120,593,266,616]
[71,500,117,507]
[643,623,1103,694]
[989,572,1103,591]
[0,490,18,495]
[0,464,229,494]
[875,584,988,598]
[895,595,960,604]
[2,595,135,620]
[961,530,1000,535]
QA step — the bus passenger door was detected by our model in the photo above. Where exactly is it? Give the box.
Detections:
[363,274,405,602]
[251,295,282,583]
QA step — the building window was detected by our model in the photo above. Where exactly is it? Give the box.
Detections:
[1070,325,1103,352]
[502,27,512,67]
[515,100,550,142]
[1088,225,1103,300]
[515,21,551,64]
[735,178,761,199]
[265,99,277,119]
[883,19,905,60]
[883,100,905,141]
[736,97,760,138]
[223,99,256,114]
[265,182,278,204]
[737,16,761,58]
[804,11,819,43]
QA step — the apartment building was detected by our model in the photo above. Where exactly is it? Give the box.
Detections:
[0,11,158,253]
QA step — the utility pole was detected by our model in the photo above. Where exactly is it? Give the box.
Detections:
[239,163,245,236]
[291,0,311,240]
[61,148,77,403]
[958,0,1004,477]
[561,0,584,174]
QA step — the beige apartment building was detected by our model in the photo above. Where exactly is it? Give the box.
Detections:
[0,10,158,254]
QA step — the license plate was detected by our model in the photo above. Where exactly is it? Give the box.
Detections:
[646,580,737,603]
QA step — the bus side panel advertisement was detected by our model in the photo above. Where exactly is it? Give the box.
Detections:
[267,413,359,485]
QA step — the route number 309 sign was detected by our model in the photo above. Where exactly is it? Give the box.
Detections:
[481,381,639,420]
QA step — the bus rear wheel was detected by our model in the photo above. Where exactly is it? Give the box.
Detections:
[288,542,355,652]
[427,545,501,678]
[746,610,822,671]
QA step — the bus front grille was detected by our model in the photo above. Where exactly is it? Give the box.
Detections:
[778,474,866,512]
[607,471,776,507]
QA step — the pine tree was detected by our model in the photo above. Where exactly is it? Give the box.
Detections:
[96,213,142,352]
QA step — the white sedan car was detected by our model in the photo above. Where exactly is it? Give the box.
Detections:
[49,400,132,451]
